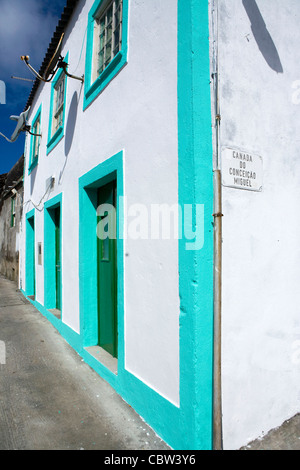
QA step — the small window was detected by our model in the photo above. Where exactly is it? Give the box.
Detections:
[47,54,68,155]
[37,242,42,265]
[94,0,123,80]
[32,114,41,161]
[29,105,42,174]
[11,196,16,227]
[52,73,65,135]
[84,0,128,109]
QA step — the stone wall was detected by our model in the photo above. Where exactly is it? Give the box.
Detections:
[0,156,24,283]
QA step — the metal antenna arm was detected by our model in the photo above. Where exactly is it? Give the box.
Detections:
[0,132,12,143]
[24,125,42,137]
[58,61,84,83]
[20,56,53,83]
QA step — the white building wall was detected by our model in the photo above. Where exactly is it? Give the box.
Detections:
[214,0,300,450]
[21,0,179,406]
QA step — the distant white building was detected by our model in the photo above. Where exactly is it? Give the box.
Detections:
[19,0,299,450]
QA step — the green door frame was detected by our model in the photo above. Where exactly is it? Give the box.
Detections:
[25,209,35,297]
[79,152,124,373]
[97,180,118,357]
[55,206,62,310]
[44,193,63,312]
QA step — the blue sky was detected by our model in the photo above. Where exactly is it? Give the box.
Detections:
[0,0,67,175]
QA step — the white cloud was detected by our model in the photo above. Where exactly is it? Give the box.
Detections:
[0,0,60,79]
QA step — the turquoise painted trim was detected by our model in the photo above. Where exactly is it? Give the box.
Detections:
[20,2,214,451]
[26,208,35,220]
[116,0,215,446]
[83,0,129,110]
[47,53,69,155]
[44,193,63,312]
[20,290,82,352]
[178,0,214,450]
[25,209,35,297]
[28,104,42,175]
[28,158,38,174]
[79,152,124,382]
[78,156,184,449]
[77,1,214,450]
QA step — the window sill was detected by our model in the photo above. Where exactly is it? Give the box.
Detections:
[84,51,126,110]
[28,158,38,175]
[47,126,63,155]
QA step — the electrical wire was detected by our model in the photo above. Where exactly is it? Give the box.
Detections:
[22,180,53,212]
[72,25,88,73]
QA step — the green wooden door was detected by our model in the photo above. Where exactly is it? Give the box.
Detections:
[26,216,35,297]
[97,181,117,358]
[55,207,61,310]
[31,218,36,297]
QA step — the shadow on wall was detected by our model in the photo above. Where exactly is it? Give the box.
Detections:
[58,91,78,185]
[242,0,283,73]
[65,91,78,157]
[30,166,37,195]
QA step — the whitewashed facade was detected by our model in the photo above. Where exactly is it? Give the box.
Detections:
[19,0,299,450]
[210,0,300,449]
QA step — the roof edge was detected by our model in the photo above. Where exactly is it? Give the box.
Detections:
[23,0,80,112]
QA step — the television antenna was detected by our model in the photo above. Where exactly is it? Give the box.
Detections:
[0,107,41,143]
[21,33,84,83]
[11,76,35,83]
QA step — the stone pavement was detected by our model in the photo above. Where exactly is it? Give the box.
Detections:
[240,413,300,451]
[0,275,170,451]
[0,275,299,451]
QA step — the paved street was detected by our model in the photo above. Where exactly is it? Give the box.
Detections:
[0,275,299,451]
[0,275,170,451]
[240,414,300,451]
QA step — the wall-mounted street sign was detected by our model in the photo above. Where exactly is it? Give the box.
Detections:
[221,147,263,192]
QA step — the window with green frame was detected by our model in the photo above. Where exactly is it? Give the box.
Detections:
[83,0,128,110]
[28,105,42,174]
[47,53,68,154]
[11,196,16,227]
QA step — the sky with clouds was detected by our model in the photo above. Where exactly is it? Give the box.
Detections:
[0,0,67,174]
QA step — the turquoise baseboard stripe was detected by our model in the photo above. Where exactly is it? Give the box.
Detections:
[80,349,118,390]
[20,288,182,447]
[118,370,182,449]
[20,289,118,389]
[20,289,82,352]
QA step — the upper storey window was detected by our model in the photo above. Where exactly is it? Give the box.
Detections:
[84,0,128,110]
[52,72,65,135]
[47,53,68,155]
[94,0,123,79]
[29,104,42,174]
